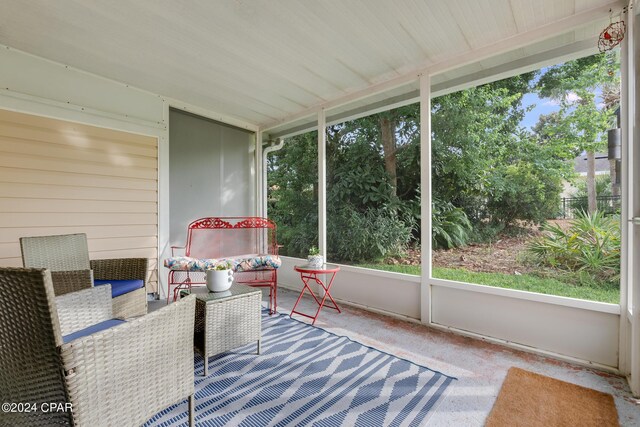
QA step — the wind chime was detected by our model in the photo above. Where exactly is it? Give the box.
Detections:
[598,8,626,52]
[599,7,627,197]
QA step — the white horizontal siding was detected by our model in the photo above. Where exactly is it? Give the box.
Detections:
[0,108,159,292]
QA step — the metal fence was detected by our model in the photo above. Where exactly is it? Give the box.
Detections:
[559,195,621,219]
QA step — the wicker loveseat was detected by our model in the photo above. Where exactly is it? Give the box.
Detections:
[20,233,148,318]
[0,267,196,426]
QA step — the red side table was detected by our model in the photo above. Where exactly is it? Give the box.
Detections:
[291,264,341,325]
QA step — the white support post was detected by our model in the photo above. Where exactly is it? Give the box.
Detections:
[628,0,640,396]
[318,109,327,259]
[620,0,640,396]
[419,73,432,324]
[619,21,630,379]
[157,131,170,301]
[255,130,263,217]
[619,1,632,379]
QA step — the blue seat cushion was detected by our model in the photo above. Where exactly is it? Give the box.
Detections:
[63,319,126,343]
[94,279,144,298]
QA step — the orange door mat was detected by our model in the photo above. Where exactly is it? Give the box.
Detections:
[486,367,619,427]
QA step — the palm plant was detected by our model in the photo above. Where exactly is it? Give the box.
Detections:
[432,199,472,249]
[528,210,620,284]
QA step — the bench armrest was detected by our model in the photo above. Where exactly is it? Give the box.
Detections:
[171,245,186,256]
[55,285,113,336]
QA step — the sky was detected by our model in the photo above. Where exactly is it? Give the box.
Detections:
[519,92,560,129]
[519,88,605,130]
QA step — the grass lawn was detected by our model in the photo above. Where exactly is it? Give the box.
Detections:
[355,263,620,304]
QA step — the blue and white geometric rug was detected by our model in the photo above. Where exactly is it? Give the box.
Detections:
[146,310,456,426]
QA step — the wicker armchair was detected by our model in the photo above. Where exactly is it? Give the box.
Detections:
[90,257,148,318]
[20,233,148,318]
[0,267,196,426]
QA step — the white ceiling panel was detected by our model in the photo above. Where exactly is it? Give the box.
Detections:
[0,0,620,128]
[444,0,519,50]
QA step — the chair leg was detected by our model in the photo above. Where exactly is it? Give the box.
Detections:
[273,270,278,313]
[188,394,195,427]
[267,286,273,315]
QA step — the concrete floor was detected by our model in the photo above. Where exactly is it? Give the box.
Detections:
[151,287,640,426]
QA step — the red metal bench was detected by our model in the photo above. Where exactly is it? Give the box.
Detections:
[165,217,280,313]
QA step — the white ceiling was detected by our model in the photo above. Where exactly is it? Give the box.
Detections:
[0,0,623,129]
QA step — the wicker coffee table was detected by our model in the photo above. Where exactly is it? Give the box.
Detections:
[190,284,262,376]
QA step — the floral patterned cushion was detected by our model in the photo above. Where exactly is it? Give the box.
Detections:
[163,257,219,271]
[232,255,282,272]
[164,255,281,272]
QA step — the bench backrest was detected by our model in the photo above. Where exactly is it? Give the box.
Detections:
[185,217,277,259]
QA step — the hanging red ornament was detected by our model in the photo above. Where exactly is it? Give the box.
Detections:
[598,18,626,52]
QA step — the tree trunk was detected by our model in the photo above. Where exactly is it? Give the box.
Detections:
[610,159,620,197]
[586,150,597,214]
[379,116,397,196]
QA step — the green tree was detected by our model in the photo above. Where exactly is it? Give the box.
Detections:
[431,85,525,220]
[267,131,318,257]
[487,160,563,225]
[535,52,619,213]
[269,66,594,259]
[429,73,572,228]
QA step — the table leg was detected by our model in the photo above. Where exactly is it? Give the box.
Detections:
[319,272,341,313]
[203,334,208,377]
[309,272,340,324]
[302,274,323,305]
[290,272,341,325]
[290,276,314,319]
[188,394,195,427]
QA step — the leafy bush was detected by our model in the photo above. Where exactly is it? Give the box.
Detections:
[488,161,563,225]
[467,219,508,243]
[327,206,412,262]
[329,138,393,208]
[275,214,318,259]
[571,175,613,198]
[432,199,472,249]
[527,211,620,285]
[267,131,319,259]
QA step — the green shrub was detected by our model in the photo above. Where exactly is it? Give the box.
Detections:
[327,206,412,262]
[527,210,620,285]
[571,175,613,198]
[467,221,510,244]
[488,161,563,225]
[276,220,318,259]
[432,199,472,249]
